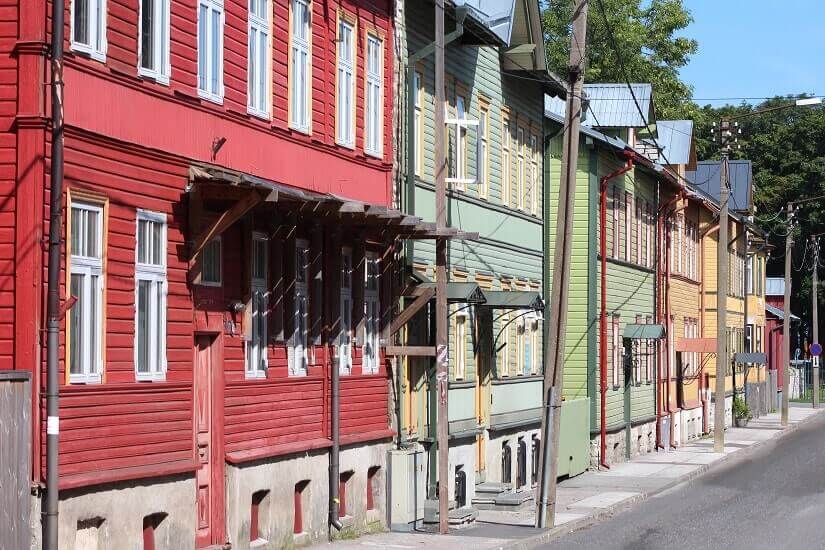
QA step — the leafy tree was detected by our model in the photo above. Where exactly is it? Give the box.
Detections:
[542,0,699,120]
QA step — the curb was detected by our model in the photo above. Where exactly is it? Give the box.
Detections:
[501,408,825,550]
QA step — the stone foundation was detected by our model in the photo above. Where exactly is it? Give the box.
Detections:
[678,406,705,445]
[484,425,540,491]
[590,419,656,467]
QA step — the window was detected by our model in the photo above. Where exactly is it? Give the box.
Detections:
[646,203,653,268]
[336,17,355,146]
[529,134,539,215]
[135,211,167,381]
[413,70,424,176]
[248,0,271,117]
[454,311,468,380]
[612,316,621,387]
[624,192,632,261]
[338,471,353,517]
[747,256,753,295]
[502,118,511,206]
[69,201,104,384]
[138,0,170,82]
[197,0,224,103]
[367,466,379,511]
[645,315,653,381]
[499,312,511,377]
[291,240,310,375]
[246,233,268,378]
[529,316,540,374]
[363,253,380,373]
[501,442,512,484]
[293,481,308,534]
[250,490,269,543]
[479,104,489,198]
[517,127,525,210]
[364,34,383,157]
[453,94,468,187]
[339,249,353,374]
[200,238,222,286]
[611,187,620,259]
[71,0,106,61]
[516,317,526,375]
[290,0,311,132]
[636,199,643,265]
[142,513,167,550]
[531,435,539,485]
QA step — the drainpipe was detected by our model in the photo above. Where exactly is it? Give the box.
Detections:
[45,0,66,545]
[656,192,680,449]
[598,151,634,468]
[329,336,343,535]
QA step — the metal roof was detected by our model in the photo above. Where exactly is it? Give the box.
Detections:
[686,160,754,212]
[766,277,785,296]
[766,303,800,321]
[543,103,630,150]
[479,290,543,310]
[642,120,693,165]
[623,324,666,339]
[545,83,654,128]
[451,0,514,46]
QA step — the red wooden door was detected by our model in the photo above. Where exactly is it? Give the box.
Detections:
[195,334,225,547]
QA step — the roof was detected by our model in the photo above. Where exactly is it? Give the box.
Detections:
[642,120,694,166]
[623,324,666,339]
[451,0,514,46]
[417,281,487,303]
[686,160,754,212]
[766,303,800,322]
[545,83,654,128]
[479,290,543,310]
[766,277,785,296]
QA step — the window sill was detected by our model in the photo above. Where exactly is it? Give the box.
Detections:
[245,371,267,380]
[250,538,268,548]
[196,281,222,288]
[70,43,106,64]
[197,89,224,105]
[365,149,383,160]
[69,374,102,385]
[289,123,311,135]
[137,68,170,87]
[247,106,271,121]
[336,139,355,150]
[135,373,166,382]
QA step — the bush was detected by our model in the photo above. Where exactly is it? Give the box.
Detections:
[733,397,752,420]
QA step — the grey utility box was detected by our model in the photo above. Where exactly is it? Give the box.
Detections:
[387,445,425,532]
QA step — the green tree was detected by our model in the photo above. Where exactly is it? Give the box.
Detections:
[542,0,698,120]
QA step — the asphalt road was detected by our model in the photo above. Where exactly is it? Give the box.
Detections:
[546,412,825,550]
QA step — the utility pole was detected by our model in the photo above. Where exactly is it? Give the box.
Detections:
[812,236,820,409]
[714,122,731,453]
[782,202,793,426]
[536,0,588,529]
[433,0,449,535]
[743,229,749,409]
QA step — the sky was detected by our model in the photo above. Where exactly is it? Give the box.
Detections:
[678,0,825,107]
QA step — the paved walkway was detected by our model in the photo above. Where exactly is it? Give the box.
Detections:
[311,406,823,550]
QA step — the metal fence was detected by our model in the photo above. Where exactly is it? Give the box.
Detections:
[789,360,825,403]
[0,371,31,550]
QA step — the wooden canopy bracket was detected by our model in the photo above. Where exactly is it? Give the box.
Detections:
[189,187,266,266]
[389,287,435,336]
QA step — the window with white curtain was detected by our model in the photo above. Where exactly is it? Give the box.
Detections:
[71,0,107,61]
[247,0,271,117]
[139,0,170,82]
[363,253,381,373]
[336,18,355,147]
[339,248,353,374]
[197,0,224,102]
[246,233,268,377]
[69,201,104,384]
[291,240,310,375]
[290,0,311,132]
[135,210,167,381]
[365,34,383,157]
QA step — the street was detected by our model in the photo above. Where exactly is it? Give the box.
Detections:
[548,410,825,550]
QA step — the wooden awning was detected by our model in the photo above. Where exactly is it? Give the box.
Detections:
[733,352,767,364]
[479,290,544,311]
[676,338,716,353]
[188,162,479,241]
[624,324,666,339]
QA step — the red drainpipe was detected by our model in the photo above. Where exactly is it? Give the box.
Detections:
[599,151,634,468]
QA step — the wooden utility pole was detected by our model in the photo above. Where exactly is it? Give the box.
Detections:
[812,236,820,409]
[714,124,730,453]
[782,202,793,426]
[433,0,449,535]
[743,230,750,408]
[536,0,588,529]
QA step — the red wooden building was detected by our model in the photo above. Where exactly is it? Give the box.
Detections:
[1,0,440,547]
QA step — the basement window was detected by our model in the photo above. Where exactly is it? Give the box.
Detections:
[250,489,270,544]
[75,517,105,550]
[501,442,512,485]
[339,471,354,518]
[294,480,309,535]
[142,512,167,550]
[366,466,380,511]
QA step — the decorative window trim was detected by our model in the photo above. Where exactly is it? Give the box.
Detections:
[501,114,511,207]
[339,247,353,375]
[453,310,468,380]
[335,12,357,147]
[138,0,171,84]
[478,99,490,199]
[363,32,384,158]
[245,232,269,379]
[530,133,539,216]
[197,0,225,104]
[413,68,424,176]
[290,238,310,376]
[516,127,525,211]
[289,0,312,133]
[134,209,168,382]
[362,252,381,374]
[612,315,621,388]
[71,0,108,62]
[247,0,272,119]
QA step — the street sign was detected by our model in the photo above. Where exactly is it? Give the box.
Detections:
[812,342,823,357]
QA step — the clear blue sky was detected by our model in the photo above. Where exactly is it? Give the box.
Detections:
[679,0,825,106]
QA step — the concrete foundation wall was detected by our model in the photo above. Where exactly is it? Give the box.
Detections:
[590,419,656,468]
[226,441,390,549]
[746,381,769,416]
[446,438,477,505]
[485,426,540,490]
[46,474,195,550]
[708,396,734,431]
[678,406,704,445]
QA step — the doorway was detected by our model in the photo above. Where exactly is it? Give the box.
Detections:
[194,334,225,548]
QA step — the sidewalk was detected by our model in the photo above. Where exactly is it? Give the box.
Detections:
[311,405,823,550]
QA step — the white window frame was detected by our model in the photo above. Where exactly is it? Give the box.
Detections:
[454,95,468,188]
[197,0,225,103]
[501,118,511,206]
[454,310,468,380]
[500,312,511,377]
[530,134,539,215]
[612,316,621,387]
[138,0,171,84]
[636,198,643,265]
[199,237,222,287]
[479,105,489,198]
[612,187,619,259]
[247,0,272,118]
[528,314,540,375]
[624,192,632,261]
[69,201,104,384]
[246,232,269,378]
[289,0,311,132]
[339,248,353,374]
[517,127,525,210]
[516,316,527,376]
[646,203,652,268]
[71,0,107,62]
[413,70,424,176]
[291,239,310,376]
[134,210,167,381]
[363,252,381,374]
[336,17,356,147]
[364,33,383,157]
